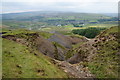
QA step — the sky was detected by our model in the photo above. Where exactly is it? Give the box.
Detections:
[1,0,119,14]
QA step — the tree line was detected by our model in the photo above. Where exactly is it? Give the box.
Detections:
[72,27,106,38]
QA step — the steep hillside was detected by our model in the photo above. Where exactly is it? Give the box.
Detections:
[2,38,68,78]
[0,38,2,79]
[2,29,87,61]
[1,28,89,78]
[2,26,118,78]
[68,26,119,78]
[88,26,119,78]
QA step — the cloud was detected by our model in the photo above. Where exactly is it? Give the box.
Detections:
[1,0,119,13]
[2,0,119,2]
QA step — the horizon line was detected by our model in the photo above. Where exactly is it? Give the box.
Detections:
[1,10,118,15]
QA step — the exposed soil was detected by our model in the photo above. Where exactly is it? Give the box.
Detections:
[67,38,97,64]
[2,27,118,78]
[2,32,93,78]
[52,59,94,78]
[2,32,87,61]
[48,34,88,48]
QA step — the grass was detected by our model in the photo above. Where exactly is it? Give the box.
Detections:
[104,26,118,36]
[2,29,35,36]
[2,28,53,39]
[2,38,68,78]
[64,34,86,60]
[0,38,2,79]
[86,24,117,28]
[65,50,75,60]
[39,23,117,36]
[87,26,119,78]
[72,42,85,49]
[88,40,119,78]
[65,41,85,60]
[38,31,53,39]
[52,42,66,50]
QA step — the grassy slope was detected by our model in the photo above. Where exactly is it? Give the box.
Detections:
[88,26,119,78]
[2,29,53,39]
[65,39,86,60]
[2,39,68,78]
[0,38,2,79]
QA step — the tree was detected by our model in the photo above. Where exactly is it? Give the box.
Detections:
[72,27,106,38]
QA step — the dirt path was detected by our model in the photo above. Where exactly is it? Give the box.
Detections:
[84,37,91,41]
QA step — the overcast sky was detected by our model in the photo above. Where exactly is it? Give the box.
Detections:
[1,0,119,14]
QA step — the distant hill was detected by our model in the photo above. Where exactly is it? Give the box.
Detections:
[2,11,110,20]
[2,11,117,30]
[102,13,118,17]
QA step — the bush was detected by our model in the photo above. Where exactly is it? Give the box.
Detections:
[72,27,106,38]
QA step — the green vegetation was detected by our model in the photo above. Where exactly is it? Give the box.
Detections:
[2,12,117,30]
[2,29,53,39]
[103,26,118,36]
[88,40,119,78]
[52,42,66,59]
[65,50,76,60]
[88,26,119,78]
[72,27,106,38]
[2,39,68,78]
[1,11,119,78]
[0,38,2,79]
[52,42,66,50]
[2,29,35,36]
[38,31,53,39]
[65,42,85,60]
[72,24,83,27]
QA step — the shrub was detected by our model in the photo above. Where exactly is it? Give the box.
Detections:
[72,27,106,38]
